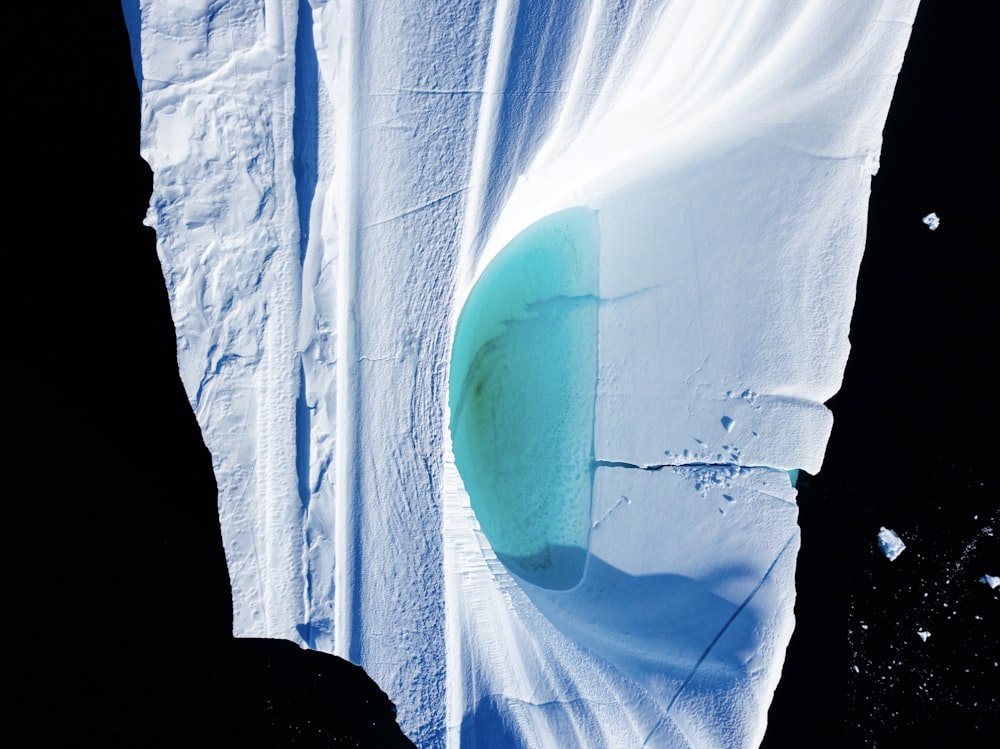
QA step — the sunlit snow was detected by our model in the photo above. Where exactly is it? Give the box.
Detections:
[125,1,919,746]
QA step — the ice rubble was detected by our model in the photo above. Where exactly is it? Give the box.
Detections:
[126,1,919,746]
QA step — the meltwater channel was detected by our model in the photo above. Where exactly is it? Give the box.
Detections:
[450,208,600,590]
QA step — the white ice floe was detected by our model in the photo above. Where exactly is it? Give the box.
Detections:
[917,630,931,642]
[980,574,1000,590]
[878,527,907,561]
[922,212,941,230]
[125,1,919,746]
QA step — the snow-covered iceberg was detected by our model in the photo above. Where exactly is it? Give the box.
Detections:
[125,1,919,746]
[878,526,906,561]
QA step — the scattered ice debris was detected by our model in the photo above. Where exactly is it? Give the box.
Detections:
[979,574,1000,589]
[922,212,940,230]
[917,630,931,642]
[878,527,906,561]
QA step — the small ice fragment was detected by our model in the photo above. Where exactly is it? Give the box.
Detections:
[922,212,940,230]
[979,574,1000,589]
[878,527,906,561]
[721,415,735,432]
[917,630,931,642]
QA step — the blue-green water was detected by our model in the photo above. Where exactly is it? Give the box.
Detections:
[450,208,599,590]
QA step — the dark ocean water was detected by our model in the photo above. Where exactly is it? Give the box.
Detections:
[763,2,997,744]
[20,1,994,745]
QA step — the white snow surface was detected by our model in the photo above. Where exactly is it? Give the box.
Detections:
[126,1,918,746]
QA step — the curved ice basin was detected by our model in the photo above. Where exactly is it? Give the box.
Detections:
[449,199,804,742]
[449,207,599,590]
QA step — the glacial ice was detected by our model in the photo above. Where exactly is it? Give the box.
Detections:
[878,527,907,561]
[450,208,599,590]
[125,1,919,746]
[922,212,941,230]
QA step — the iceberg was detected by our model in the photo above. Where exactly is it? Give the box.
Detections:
[878,526,906,561]
[125,1,919,746]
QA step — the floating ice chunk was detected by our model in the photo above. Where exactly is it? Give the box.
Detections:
[917,630,931,642]
[980,574,1000,589]
[922,212,940,230]
[878,527,906,561]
